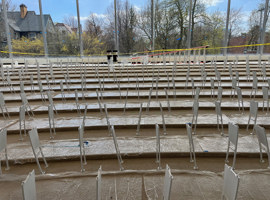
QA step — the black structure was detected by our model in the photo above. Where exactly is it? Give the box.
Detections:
[107,50,118,63]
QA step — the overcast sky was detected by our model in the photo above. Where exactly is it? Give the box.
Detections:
[14,0,263,24]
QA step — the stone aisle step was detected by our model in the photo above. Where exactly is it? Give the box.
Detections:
[2,135,269,162]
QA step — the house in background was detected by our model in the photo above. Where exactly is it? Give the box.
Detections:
[55,23,73,36]
[71,28,78,34]
[0,4,55,47]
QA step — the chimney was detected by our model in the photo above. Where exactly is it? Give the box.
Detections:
[20,4,27,19]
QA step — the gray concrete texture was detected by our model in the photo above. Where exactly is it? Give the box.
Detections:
[0,56,270,199]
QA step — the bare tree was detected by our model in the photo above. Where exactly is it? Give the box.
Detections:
[228,8,243,45]
[118,0,137,53]
[166,0,189,48]
[137,0,178,50]
[199,11,224,53]
[136,2,152,48]
[154,1,178,49]
[85,13,103,38]
[103,0,138,53]
[63,15,78,28]
[161,0,206,48]
[246,4,270,51]
[0,0,17,12]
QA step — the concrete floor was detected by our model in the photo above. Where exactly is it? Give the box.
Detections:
[0,60,269,199]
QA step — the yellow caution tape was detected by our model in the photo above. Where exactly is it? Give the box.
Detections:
[1,42,269,57]
[128,43,270,55]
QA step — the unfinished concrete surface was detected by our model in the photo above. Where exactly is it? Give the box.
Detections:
[0,56,270,199]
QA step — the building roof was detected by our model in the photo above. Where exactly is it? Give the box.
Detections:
[55,23,73,34]
[5,11,51,32]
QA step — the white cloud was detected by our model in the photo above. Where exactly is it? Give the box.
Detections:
[92,13,107,19]
[80,16,89,21]
[241,11,251,23]
[74,16,87,21]
[133,5,141,12]
[201,0,224,7]
[75,13,107,21]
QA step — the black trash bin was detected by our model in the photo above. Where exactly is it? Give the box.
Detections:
[112,50,118,62]
[106,50,112,63]
[107,50,118,63]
